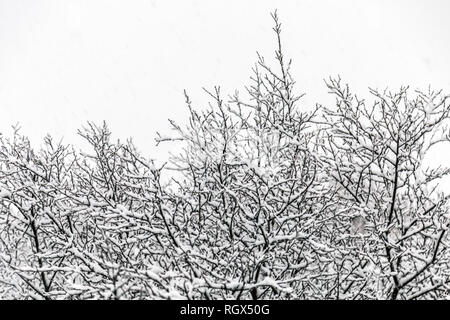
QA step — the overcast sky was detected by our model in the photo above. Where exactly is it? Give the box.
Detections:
[1,0,450,164]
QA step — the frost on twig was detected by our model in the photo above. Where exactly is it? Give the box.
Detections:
[1,12,450,300]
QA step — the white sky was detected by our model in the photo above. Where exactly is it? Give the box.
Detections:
[1,0,450,165]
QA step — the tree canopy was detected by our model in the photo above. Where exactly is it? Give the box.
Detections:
[1,12,450,300]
